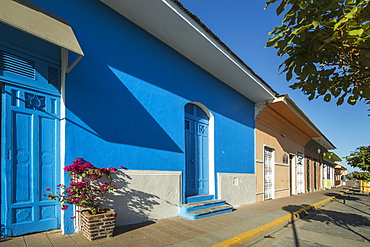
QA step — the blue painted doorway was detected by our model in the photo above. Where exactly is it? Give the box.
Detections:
[1,85,61,236]
[1,46,61,236]
[185,104,209,197]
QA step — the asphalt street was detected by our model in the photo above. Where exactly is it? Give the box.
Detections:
[249,187,370,247]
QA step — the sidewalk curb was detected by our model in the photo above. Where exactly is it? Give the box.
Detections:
[211,186,354,247]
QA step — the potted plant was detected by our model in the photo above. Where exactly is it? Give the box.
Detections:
[45,157,118,240]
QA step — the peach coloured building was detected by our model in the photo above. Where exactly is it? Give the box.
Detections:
[255,95,335,202]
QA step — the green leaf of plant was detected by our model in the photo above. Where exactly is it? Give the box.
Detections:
[304,63,317,74]
[312,20,320,28]
[266,33,284,47]
[320,68,336,77]
[265,0,279,9]
[345,6,358,19]
[332,88,342,97]
[334,17,348,30]
[318,87,327,95]
[286,69,293,81]
[347,95,357,105]
[324,93,332,102]
[308,92,316,101]
[337,96,345,106]
[276,0,287,15]
[348,29,364,36]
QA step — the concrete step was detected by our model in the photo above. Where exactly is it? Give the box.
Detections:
[186,194,214,203]
[180,197,233,220]
[181,204,233,220]
[180,199,226,213]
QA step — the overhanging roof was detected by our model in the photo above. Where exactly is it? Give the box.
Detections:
[324,152,342,163]
[100,0,277,102]
[268,95,336,150]
[0,0,84,71]
[334,163,347,170]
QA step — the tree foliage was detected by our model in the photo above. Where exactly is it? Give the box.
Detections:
[344,145,370,180]
[265,0,370,110]
[352,171,370,180]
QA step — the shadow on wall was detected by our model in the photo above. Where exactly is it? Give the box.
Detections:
[0,225,5,239]
[101,171,161,225]
[65,66,183,153]
[65,2,254,152]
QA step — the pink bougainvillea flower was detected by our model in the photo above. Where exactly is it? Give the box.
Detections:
[70,216,76,219]
[109,167,117,172]
[46,188,51,191]
[45,157,118,214]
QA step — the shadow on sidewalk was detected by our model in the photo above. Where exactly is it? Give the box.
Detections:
[113,220,156,235]
[0,238,11,244]
[306,207,370,242]
[281,195,370,246]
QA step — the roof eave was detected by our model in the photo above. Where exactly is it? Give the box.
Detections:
[272,95,336,150]
[324,152,342,163]
[100,0,277,102]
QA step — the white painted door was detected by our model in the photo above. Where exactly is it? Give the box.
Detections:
[323,165,327,189]
[290,154,296,195]
[297,153,304,194]
[264,147,274,200]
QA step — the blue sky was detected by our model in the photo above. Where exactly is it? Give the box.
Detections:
[179,0,370,173]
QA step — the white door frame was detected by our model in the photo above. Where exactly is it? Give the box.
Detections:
[289,153,296,195]
[263,145,275,200]
[296,152,304,194]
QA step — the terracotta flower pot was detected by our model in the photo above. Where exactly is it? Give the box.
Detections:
[81,209,116,241]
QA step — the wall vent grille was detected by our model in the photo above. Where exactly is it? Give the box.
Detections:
[0,49,36,79]
[48,66,60,86]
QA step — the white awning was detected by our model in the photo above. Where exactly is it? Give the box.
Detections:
[0,0,83,71]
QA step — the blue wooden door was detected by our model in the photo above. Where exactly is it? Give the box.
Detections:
[185,104,209,196]
[1,85,60,236]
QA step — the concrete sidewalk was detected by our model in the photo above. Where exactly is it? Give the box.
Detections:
[0,182,355,247]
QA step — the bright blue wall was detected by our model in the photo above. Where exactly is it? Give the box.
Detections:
[30,0,255,174]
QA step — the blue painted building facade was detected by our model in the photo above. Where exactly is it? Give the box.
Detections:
[0,0,276,236]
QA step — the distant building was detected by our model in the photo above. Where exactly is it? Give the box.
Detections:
[255,95,335,201]
[323,152,341,189]
[334,163,348,186]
